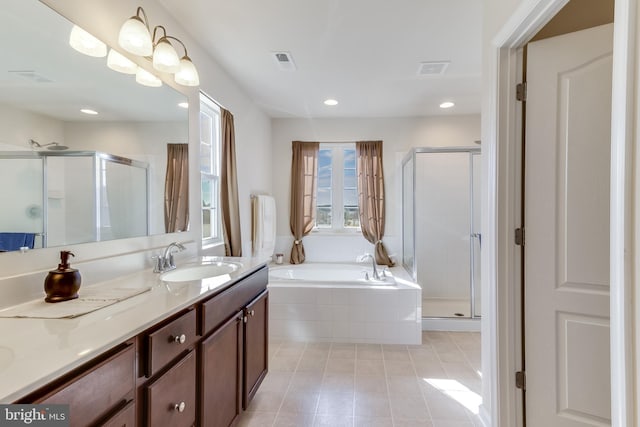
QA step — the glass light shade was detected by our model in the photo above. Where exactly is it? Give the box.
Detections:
[69,25,107,57]
[152,39,180,73]
[174,57,200,86]
[118,16,153,56]
[107,49,138,74]
[135,68,162,87]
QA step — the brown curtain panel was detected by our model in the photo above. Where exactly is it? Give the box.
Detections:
[289,141,319,264]
[221,109,242,256]
[164,143,189,233]
[356,140,394,266]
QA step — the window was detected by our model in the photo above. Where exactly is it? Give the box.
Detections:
[315,143,360,231]
[200,94,222,245]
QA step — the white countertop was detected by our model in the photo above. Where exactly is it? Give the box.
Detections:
[0,256,267,403]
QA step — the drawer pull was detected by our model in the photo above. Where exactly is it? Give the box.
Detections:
[174,401,186,413]
[172,334,187,344]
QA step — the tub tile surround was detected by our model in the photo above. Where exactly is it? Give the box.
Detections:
[238,331,482,427]
[269,264,422,344]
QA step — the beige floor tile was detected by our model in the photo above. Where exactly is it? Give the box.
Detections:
[259,371,293,392]
[321,372,355,393]
[356,346,384,360]
[436,350,468,364]
[296,356,328,372]
[280,390,320,414]
[384,360,415,376]
[270,355,301,372]
[393,418,434,427]
[355,374,388,395]
[330,343,357,359]
[313,414,355,427]
[246,389,286,412]
[326,357,356,373]
[386,375,423,396]
[354,392,392,418]
[383,346,411,362]
[303,347,331,359]
[425,395,472,421]
[316,391,354,416]
[273,411,315,427]
[237,411,278,427]
[390,394,431,419]
[288,371,324,394]
[354,416,394,427]
[356,359,385,375]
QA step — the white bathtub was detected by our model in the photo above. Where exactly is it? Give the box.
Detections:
[269,263,395,286]
[268,263,421,344]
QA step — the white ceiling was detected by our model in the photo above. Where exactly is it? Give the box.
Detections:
[158,0,483,118]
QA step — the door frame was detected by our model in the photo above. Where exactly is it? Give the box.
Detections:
[483,0,636,426]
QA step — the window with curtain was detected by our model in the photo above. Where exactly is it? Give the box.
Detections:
[315,143,360,231]
[200,93,222,246]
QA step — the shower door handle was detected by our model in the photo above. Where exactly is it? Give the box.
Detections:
[471,233,481,247]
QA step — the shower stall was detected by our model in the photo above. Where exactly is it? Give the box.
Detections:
[0,151,149,250]
[402,147,481,327]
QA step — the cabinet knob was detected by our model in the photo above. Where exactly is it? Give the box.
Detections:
[249,310,255,316]
[174,401,186,413]
[173,334,186,344]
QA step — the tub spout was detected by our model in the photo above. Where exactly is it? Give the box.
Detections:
[357,253,382,280]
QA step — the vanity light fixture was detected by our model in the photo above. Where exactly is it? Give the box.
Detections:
[107,49,138,74]
[439,101,455,109]
[324,99,338,106]
[136,67,162,87]
[116,7,200,87]
[118,7,153,57]
[69,25,107,58]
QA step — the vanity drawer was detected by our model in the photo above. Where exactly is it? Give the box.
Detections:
[146,350,196,427]
[101,400,135,427]
[201,266,268,336]
[35,344,135,427]
[146,309,197,377]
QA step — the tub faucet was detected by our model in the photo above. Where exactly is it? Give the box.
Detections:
[154,242,186,273]
[357,253,382,280]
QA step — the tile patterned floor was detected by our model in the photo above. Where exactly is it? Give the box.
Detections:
[238,331,483,427]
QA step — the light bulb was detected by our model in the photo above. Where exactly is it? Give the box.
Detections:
[152,39,180,73]
[118,16,153,56]
[174,57,199,86]
[69,25,107,58]
[136,68,162,87]
[107,49,138,74]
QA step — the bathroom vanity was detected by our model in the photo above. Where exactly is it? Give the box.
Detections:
[1,259,269,427]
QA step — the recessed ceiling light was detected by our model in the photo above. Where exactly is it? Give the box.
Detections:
[439,101,455,109]
[178,102,189,109]
[324,99,338,106]
[80,108,98,115]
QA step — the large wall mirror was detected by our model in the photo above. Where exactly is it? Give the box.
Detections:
[0,0,189,253]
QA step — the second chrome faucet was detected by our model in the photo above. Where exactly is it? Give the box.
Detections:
[153,242,186,273]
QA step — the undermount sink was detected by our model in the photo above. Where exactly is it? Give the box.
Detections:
[160,262,240,282]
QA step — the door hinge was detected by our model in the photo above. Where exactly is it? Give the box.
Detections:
[516,82,527,101]
[515,227,525,246]
[515,371,526,390]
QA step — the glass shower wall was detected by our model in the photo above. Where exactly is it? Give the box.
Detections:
[402,147,481,319]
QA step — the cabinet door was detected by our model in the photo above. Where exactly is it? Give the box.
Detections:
[244,290,268,408]
[146,350,196,427]
[200,311,243,427]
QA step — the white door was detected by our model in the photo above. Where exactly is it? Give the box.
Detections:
[525,24,612,426]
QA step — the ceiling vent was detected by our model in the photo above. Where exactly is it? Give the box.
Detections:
[272,51,297,71]
[8,70,53,83]
[417,61,450,76]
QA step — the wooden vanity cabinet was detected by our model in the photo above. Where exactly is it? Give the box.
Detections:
[243,290,268,408]
[14,265,269,427]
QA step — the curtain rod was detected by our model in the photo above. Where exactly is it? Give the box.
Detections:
[201,92,228,112]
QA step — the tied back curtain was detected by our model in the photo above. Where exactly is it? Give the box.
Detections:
[356,141,394,266]
[164,143,189,233]
[289,141,319,264]
[221,108,242,256]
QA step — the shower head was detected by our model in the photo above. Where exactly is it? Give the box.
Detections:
[29,139,69,151]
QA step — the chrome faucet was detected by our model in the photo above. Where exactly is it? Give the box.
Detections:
[153,242,186,273]
[357,253,382,280]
